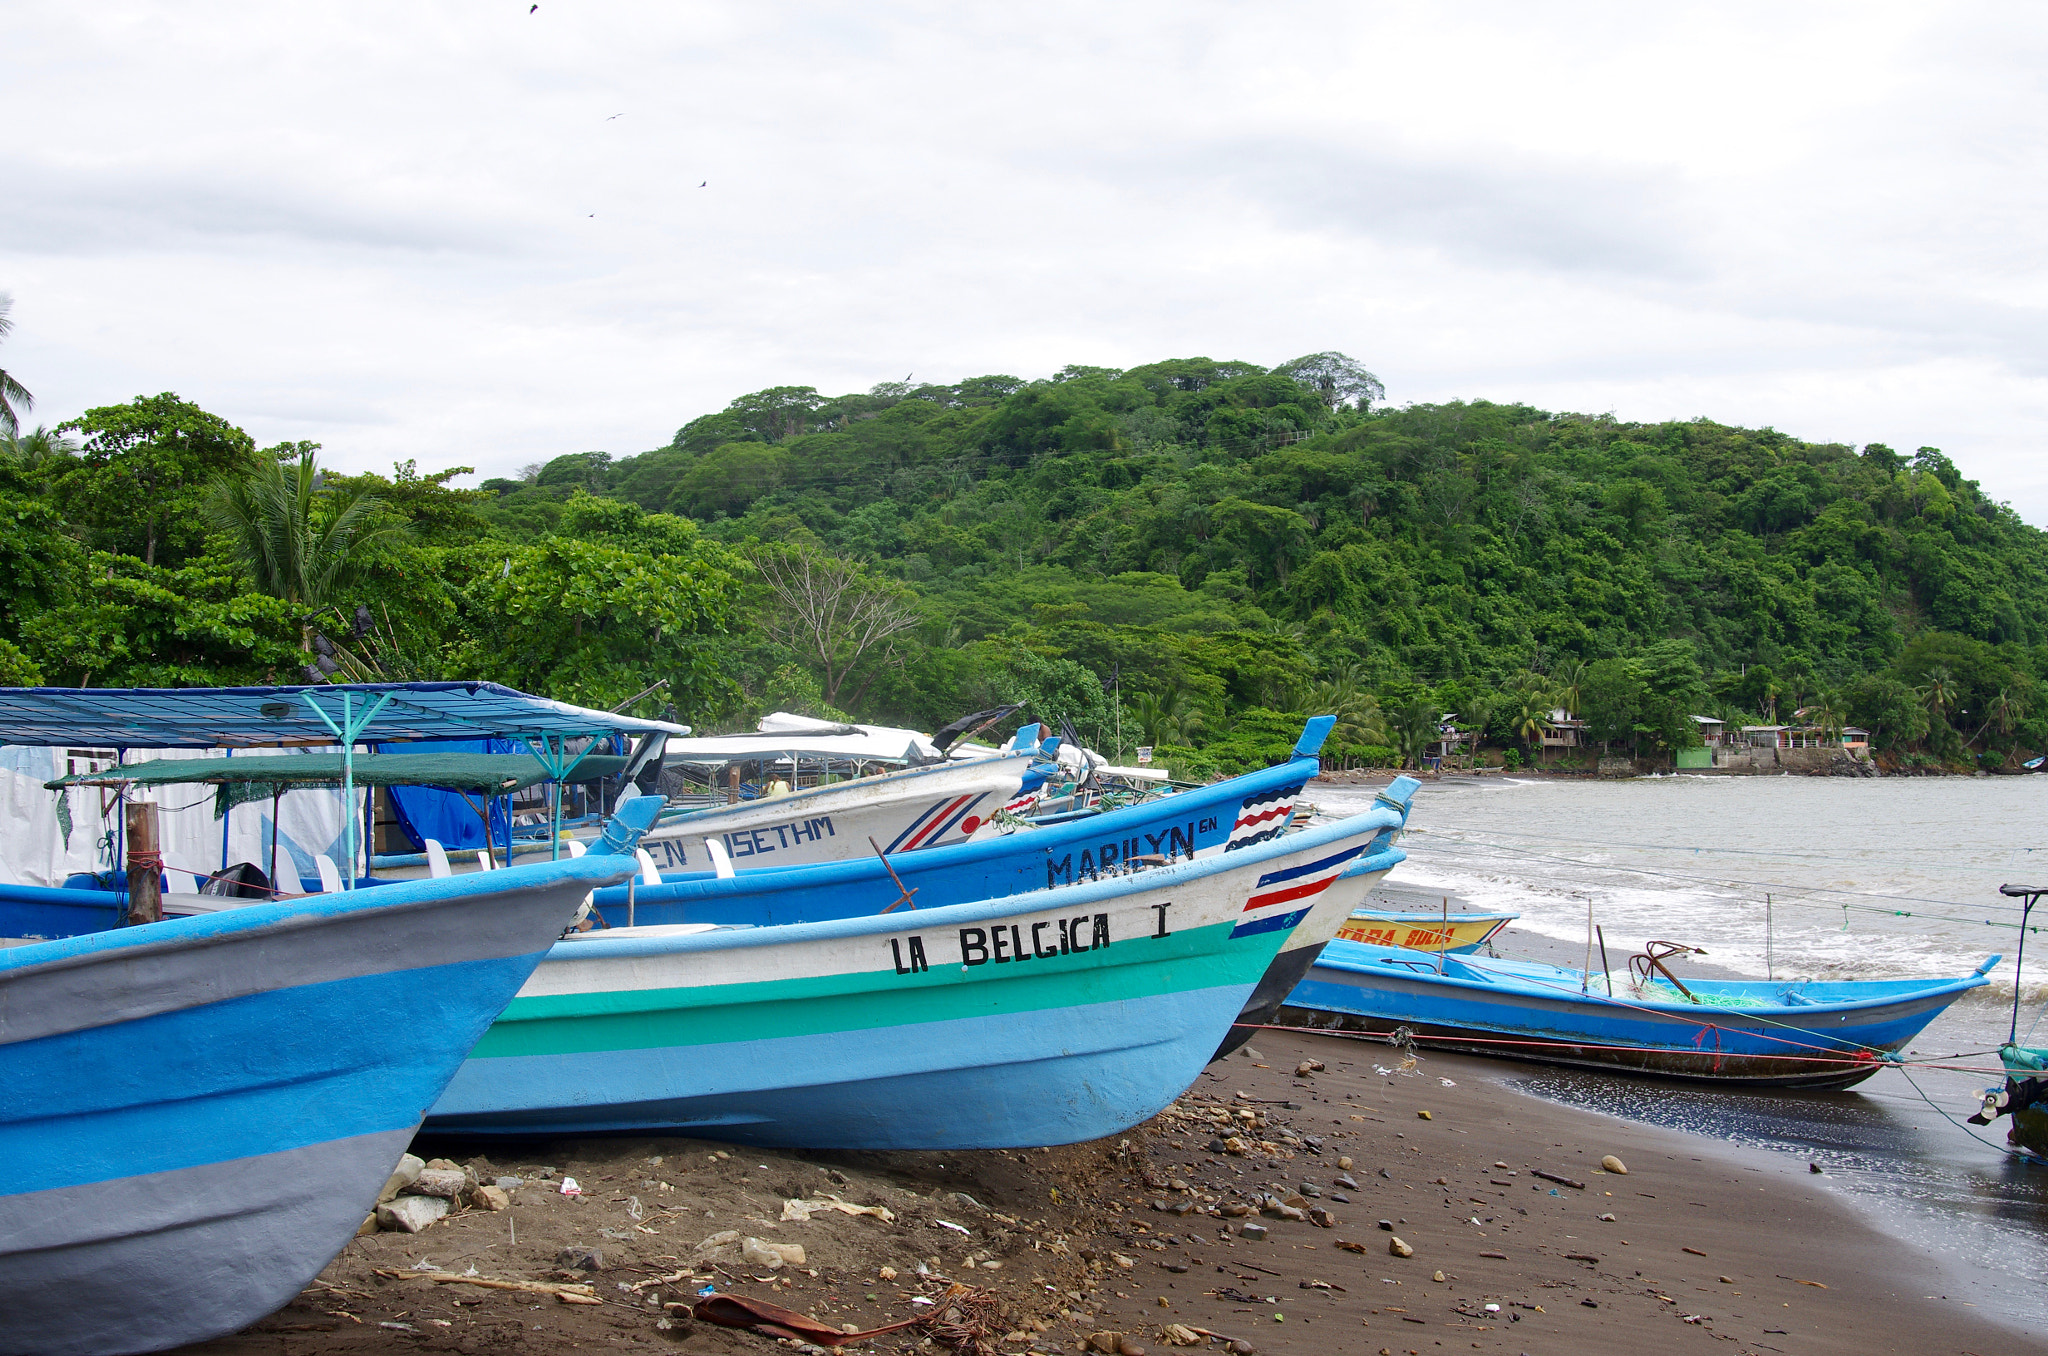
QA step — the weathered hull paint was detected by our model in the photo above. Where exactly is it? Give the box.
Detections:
[1280,941,1991,1091]
[0,857,633,1356]
[429,816,1398,1148]
[636,755,1034,872]
[1210,852,1402,1060]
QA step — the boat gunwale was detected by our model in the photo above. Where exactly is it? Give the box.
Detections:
[552,822,1407,963]
[651,751,1038,826]
[1303,945,1992,1020]
[0,855,639,979]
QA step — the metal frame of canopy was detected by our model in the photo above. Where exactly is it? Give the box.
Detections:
[0,682,685,889]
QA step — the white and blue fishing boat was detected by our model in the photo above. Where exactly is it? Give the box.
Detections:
[588,722,1413,1059]
[426,811,1404,1148]
[0,849,642,1356]
[1280,939,1996,1090]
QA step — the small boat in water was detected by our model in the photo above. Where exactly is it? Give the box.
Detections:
[0,850,640,1356]
[426,812,1403,1149]
[1280,939,1996,1090]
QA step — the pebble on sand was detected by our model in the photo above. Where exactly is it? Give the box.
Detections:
[406,1167,467,1199]
[374,1195,447,1234]
[376,1153,425,1204]
[1600,1155,1629,1175]
[1388,1236,1414,1257]
[1417,1110,1432,1120]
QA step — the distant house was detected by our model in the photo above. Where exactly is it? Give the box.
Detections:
[1542,708,1586,749]
[1741,723,1869,751]
[1434,713,1473,764]
[1691,715,1728,747]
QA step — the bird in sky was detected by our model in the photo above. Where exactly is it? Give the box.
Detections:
[529,4,538,12]
[606,113,624,121]
[698,181,707,188]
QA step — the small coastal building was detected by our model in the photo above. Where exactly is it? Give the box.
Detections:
[1740,723,1869,751]
[1674,716,1728,769]
[1541,708,1586,749]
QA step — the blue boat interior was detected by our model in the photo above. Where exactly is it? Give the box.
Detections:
[1313,938,1997,1014]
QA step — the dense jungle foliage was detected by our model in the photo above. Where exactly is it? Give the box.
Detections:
[5,348,2048,774]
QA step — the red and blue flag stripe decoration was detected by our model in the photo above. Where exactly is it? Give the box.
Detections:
[884,792,997,854]
[1223,781,1306,851]
[1229,842,1365,938]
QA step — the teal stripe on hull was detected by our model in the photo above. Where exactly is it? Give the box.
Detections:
[474,917,1254,1059]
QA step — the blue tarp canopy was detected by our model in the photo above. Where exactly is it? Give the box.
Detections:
[0,682,687,749]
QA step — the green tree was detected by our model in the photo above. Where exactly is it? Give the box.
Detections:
[1579,657,1647,752]
[202,444,407,648]
[0,294,31,436]
[57,394,256,566]
[0,424,77,469]
[1840,674,1928,752]
[450,533,741,716]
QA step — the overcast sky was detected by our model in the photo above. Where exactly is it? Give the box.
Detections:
[5,3,2046,516]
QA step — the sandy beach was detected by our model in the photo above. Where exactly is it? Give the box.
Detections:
[172,1027,2029,1356]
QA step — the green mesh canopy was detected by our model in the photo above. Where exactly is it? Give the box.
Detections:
[44,752,632,794]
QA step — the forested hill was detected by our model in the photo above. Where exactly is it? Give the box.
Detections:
[482,355,2048,767]
[5,352,2047,772]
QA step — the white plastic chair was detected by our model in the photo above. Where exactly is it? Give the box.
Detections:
[424,840,452,879]
[563,839,587,859]
[704,838,736,880]
[314,855,343,893]
[635,848,660,886]
[475,850,496,872]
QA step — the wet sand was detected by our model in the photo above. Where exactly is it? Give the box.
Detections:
[175,1029,2028,1356]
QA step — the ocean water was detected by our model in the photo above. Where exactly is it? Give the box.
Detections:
[1315,773,2048,1333]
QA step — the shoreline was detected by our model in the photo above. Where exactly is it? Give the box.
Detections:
[171,1030,2030,1356]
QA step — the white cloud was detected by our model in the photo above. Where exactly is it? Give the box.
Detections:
[2,1,2045,515]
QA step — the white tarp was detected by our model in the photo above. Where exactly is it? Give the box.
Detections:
[666,712,1022,767]
[0,745,360,890]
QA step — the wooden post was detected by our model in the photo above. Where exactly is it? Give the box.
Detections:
[124,800,162,927]
[726,765,740,806]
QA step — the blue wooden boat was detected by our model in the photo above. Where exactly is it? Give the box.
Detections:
[427,813,1404,1149]
[600,717,1352,921]
[1279,940,1997,1090]
[0,850,642,1356]
[582,724,1416,1060]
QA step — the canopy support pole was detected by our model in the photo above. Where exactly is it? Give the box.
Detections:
[298,690,394,890]
[521,733,603,861]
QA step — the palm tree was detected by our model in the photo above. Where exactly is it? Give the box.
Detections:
[1297,676,1387,750]
[1549,659,1585,722]
[0,424,78,467]
[0,294,33,436]
[1918,666,1955,723]
[1133,683,1205,746]
[202,445,405,650]
[1388,697,1441,769]
[1508,673,1557,753]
